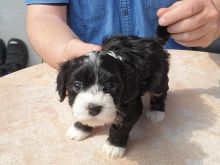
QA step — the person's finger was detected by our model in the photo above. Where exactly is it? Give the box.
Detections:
[167,12,206,33]
[75,42,102,57]
[157,1,182,17]
[171,24,210,42]
[85,43,102,52]
[157,8,169,17]
[159,0,204,26]
[63,39,102,59]
[175,34,214,48]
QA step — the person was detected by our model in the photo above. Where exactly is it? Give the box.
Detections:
[25,0,220,69]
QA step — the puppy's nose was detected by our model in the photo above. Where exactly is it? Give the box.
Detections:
[88,103,102,116]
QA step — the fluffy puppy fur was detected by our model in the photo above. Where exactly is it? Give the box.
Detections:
[57,26,170,159]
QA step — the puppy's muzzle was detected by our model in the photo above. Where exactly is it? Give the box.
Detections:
[88,103,102,116]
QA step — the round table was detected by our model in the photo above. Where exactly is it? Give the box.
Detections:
[0,50,220,165]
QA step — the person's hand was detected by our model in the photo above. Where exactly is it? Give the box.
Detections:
[158,0,220,47]
[63,39,102,60]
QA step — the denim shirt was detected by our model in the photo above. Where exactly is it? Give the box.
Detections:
[26,0,188,49]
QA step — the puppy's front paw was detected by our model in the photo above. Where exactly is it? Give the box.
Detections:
[102,141,126,159]
[66,125,91,141]
[145,111,165,122]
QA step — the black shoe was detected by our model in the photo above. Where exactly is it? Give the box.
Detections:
[0,38,28,76]
[0,39,6,77]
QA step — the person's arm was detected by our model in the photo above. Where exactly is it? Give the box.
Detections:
[157,0,220,48]
[26,5,101,69]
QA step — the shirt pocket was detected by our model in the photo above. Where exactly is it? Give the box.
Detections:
[70,0,105,23]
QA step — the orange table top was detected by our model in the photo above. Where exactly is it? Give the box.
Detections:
[0,50,220,165]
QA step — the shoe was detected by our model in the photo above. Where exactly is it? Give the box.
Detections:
[0,39,6,77]
[0,38,28,76]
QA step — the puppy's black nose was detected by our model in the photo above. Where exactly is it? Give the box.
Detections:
[88,103,102,116]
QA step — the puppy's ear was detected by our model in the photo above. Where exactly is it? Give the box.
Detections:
[56,61,72,102]
[57,69,67,102]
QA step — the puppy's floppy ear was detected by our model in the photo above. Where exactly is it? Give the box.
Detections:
[56,61,72,102]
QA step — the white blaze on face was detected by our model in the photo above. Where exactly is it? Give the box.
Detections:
[72,84,117,127]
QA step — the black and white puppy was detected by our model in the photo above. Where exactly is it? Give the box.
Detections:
[57,26,170,159]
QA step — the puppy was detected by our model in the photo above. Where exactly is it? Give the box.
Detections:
[56,26,170,159]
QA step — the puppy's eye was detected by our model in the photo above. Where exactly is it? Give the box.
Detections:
[104,82,118,94]
[73,81,83,91]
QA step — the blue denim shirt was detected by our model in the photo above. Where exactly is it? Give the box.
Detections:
[26,0,188,49]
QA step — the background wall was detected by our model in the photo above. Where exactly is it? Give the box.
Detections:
[0,0,41,66]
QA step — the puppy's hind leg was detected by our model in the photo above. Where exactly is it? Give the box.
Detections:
[145,93,165,122]
[146,91,167,122]
[66,122,93,140]
[145,71,169,122]
[146,75,169,122]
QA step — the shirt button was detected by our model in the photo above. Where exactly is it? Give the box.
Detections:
[122,9,128,16]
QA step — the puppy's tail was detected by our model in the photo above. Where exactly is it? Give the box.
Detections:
[156,25,170,45]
